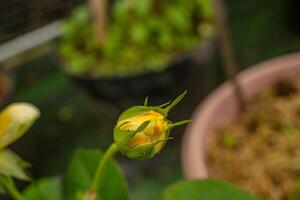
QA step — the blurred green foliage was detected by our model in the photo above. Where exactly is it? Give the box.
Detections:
[65,149,129,200]
[59,0,214,77]
[157,180,259,200]
[23,177,63,200]
[18,150,259,200]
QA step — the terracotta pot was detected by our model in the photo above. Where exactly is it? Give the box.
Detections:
[181,52,300,179]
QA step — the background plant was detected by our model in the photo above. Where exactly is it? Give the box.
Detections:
[59,0,214,77]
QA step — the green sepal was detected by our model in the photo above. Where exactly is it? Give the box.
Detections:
[171,120,192,127]
[118,91,187,121]
[125,140,164,160]
[113,128,135,153]
[158,101,171,108]
[163,91,187,113]
[165,121,174,133]
[118,106,152,121]
[144,97,149,106]
[117,101,174,122]
[134,120,151,134]
[0,149,31,181]
[114,120,151,153]
[148,91,187,117]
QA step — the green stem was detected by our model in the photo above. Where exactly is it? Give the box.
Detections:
[91,143,119,189]
[2,177,25,200]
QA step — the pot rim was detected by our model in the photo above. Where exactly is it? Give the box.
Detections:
[181,52,300,180]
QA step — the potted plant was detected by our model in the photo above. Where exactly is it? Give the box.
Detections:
[0,94,260,200]
[57,0,215,113]
[182,52,300,200]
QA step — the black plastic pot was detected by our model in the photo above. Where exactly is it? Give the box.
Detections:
[56,38,216,120]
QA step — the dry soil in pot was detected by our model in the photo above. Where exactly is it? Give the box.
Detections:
[207,77,300,200]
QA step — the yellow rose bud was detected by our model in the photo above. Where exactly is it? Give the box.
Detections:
[0,102,40,150]
[117,110,170,156]
[113,92,190,160]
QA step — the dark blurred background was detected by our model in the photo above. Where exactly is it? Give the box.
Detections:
[0,0,300,199]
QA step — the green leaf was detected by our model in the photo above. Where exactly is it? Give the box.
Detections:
[197,0,214,20]
[134,0,152,16]
[130,23,149,44]
[23,177,62,200]
[66,149,129,200]
[157,180,260,200]
[113,1,130,21]
[0,149,30,181]
[165,5,191,32]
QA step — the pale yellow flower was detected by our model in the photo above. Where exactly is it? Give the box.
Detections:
[0,103,40,150]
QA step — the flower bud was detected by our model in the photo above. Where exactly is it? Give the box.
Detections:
[113,92,190,160]
[0,102,40,150]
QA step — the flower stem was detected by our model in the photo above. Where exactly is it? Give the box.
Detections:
[1,176,25,200]
[91,143,119,189]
